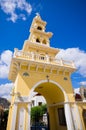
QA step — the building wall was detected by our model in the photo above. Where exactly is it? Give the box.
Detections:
[78,104,86,130]
[31,94,46,107]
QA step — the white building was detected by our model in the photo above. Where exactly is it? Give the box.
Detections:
[31,92,46,107]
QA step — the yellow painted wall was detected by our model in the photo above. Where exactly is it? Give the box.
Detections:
[16,69,74,97]
[78,104,86,130]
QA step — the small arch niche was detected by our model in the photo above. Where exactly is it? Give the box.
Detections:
[43,39,47,45]
[37,26,42,30]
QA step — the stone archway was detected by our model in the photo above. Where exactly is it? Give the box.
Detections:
[29,80,74,130]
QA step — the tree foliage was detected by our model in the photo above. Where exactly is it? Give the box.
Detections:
[31,104,47,125]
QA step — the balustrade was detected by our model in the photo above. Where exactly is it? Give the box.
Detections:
[14,49,75,68]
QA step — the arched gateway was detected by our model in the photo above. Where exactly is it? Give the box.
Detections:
[29,80,74,130]
[7,14,86,130]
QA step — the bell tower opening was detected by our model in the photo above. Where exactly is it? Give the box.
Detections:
[36,38,40,43]
[28,13,53,47]
[37,26,42,30]
[43,39,47,44]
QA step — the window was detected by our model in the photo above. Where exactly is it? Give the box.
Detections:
[41,56,45,60]
[40,54,45,60]
[38,102,42,106]
[58,108,66,126]
[37,26,42,30]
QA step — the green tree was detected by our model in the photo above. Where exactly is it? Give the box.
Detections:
[31,104,47,125]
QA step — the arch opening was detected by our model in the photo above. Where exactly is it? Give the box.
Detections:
[34,82,65,105]
[29,80,67,130]
[42,39,47,45]
[37,26,42,30]
[36,38,40,43]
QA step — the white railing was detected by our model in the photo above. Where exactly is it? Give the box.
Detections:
[14,49,76,69]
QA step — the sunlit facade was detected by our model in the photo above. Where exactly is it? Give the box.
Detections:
[7,14,86,130]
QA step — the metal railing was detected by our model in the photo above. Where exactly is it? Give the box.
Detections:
[14,49,75,69]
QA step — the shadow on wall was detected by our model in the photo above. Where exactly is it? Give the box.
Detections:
[82,109,86,129]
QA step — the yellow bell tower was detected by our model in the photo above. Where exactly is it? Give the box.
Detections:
[7,14,86,130]
[28,13,52,47]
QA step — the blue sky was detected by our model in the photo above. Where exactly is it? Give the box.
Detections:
[0,0,86,99]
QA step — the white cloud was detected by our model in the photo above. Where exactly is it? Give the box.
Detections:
[19,14,26,21]
[0,50,13,78]
[57,48,86,77]
[79,81,86,86]
[0,0,32,22]
[0,83,13,100]
[1,50,12,65]
[7,13,18,22]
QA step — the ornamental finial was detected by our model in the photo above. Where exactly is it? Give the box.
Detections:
[36,12,40,16]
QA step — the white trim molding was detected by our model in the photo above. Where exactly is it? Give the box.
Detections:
[10,103,17,130]
[27,102,32,130]
[64,103,75,130]
[18,107,25,130]
[71,104,83,130]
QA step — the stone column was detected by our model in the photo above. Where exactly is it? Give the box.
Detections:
[64,103,74,130]
[27,102,32,130]
[46,54,49,62]
[31,52,34,60]
[10,103,17,130]
[73,103,83,130]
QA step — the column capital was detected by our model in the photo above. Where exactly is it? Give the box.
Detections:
[14,96,31,103]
